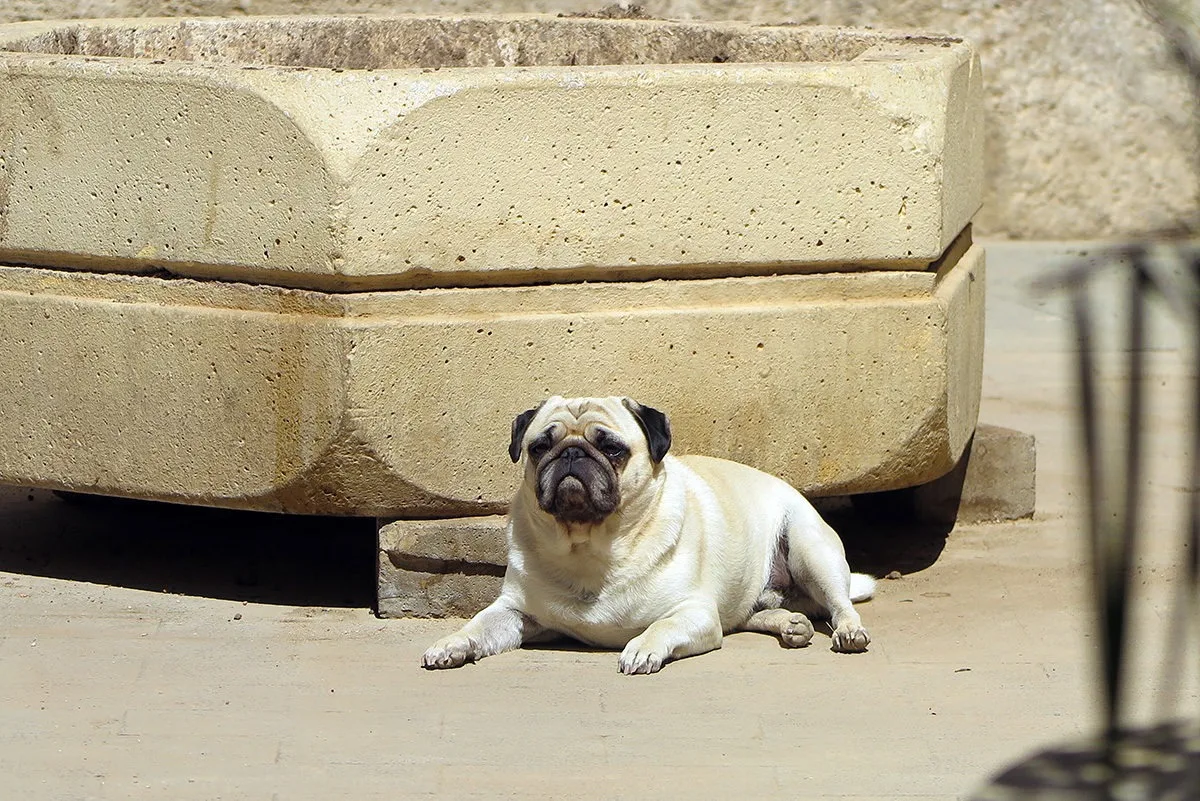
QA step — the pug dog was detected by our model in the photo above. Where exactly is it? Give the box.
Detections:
[421,396,874,675]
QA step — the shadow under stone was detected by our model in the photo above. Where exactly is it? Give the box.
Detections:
[0,485,376,608]
[820,498,953,579]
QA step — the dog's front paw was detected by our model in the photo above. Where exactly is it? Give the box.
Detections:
[618,638,667,675]
[831,623,870,653]
[421,633,476,669]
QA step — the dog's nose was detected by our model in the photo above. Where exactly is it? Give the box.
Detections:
[561,446,586,463]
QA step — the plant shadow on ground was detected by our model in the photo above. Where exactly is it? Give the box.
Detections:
[0,486,376,608]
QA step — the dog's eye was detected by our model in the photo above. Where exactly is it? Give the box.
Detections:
[593,431,628,462]
[602,443,629,461]
[528,442,550,460]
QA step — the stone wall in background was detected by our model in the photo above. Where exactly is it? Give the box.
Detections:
[3,0,1195,239]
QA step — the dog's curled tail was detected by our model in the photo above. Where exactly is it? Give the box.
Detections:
[849,573,877,603]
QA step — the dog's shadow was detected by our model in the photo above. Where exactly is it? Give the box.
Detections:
[520,625,855,654]
[520,637,609,655]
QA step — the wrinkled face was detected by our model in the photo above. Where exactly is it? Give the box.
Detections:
[514,397,661,525]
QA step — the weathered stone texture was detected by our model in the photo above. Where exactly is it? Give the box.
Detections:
[377,516,506,618]
[0,16,981,289]
[853,424,1036,526]
[665,0,1200,240]
[0,242,985,515]
[1,0,1188,240]
[0,12,989,518]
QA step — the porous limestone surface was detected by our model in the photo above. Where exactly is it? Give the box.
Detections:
[0,1,1185,243]
[0,15,982,290]
[0,239,984,516]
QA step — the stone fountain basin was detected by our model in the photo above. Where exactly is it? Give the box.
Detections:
[0,15,982,290]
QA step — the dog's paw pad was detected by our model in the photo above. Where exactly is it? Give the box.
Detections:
[780,613,814,648]
[831,625,870,653]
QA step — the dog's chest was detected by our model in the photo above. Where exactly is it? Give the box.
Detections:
[525,573,684,648]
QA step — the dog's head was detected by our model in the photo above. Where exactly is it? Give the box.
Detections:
[508,396,672,524]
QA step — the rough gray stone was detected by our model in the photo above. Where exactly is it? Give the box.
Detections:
[377,516,507,618]
[854,424,1037,526]
[914,424,1036,525]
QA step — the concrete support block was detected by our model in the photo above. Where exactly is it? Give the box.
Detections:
[377,516,507,618]
[0,239,984,515]
[854,424,1036,526]
[912,424,1036,524]
[0,15,982,290]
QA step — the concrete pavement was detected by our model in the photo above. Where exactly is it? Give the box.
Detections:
[2,241,1197,800]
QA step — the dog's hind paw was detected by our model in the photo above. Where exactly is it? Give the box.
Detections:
[831,623,870,653]
[780,613,814,648]
[421,634,476,669]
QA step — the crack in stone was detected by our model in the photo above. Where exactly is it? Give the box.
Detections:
[384,550,505,578]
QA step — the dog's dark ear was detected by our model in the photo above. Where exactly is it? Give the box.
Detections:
[509,403,544,463]
[622,398,672,463]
